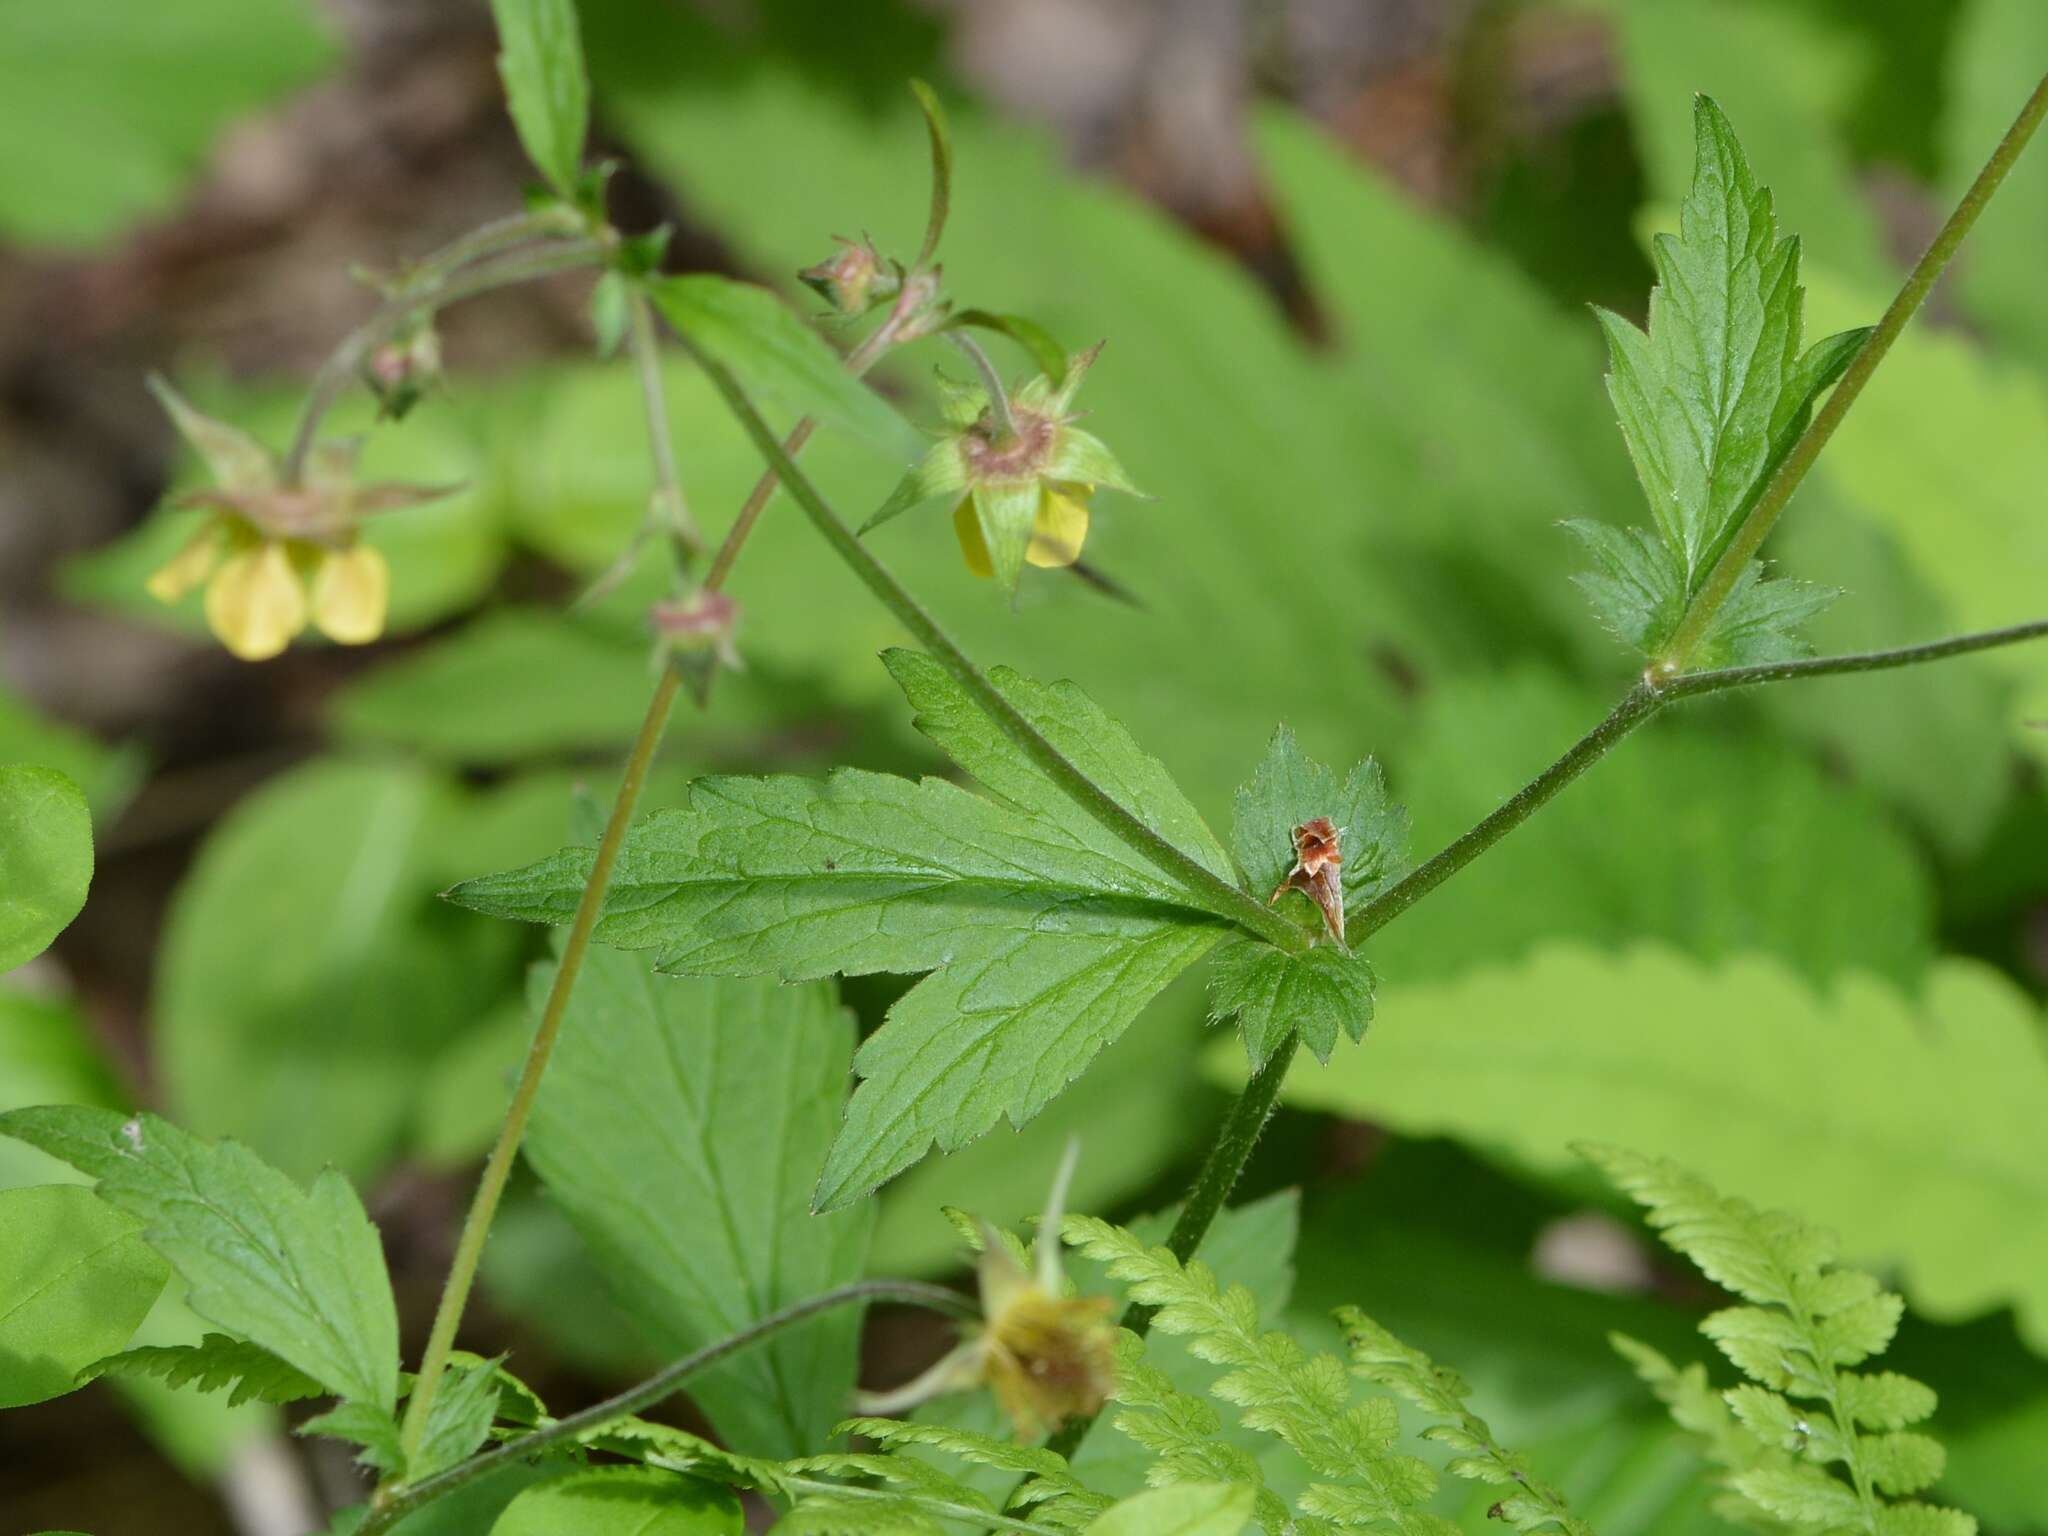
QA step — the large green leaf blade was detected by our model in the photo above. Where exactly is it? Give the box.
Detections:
[1220,943,2048,1354]
[489,0,588,197]
[0,764,93,974]
[0,1106,400,1409]
[523,954,871,1458]
[1084,1483,1256,1536]
[0,1184,168,1407]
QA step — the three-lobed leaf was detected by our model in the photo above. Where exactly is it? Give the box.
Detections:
[453,652,1253,1209]
[489,0,589,198]
[0,763,93,974]
[0,1105,400,1411]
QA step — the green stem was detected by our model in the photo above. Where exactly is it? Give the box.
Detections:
[1659,69,2048,670]
[626,285,705,573]
[362,1280,975,1535]
[282,238,604,483]
[1039,1029,1302,1465]
[393,665,681,1475]
[947,331,1019,441]
[671,328,1311,953]
[1660,618,2048,699]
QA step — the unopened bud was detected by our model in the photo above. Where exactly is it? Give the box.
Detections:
[365,323,442,421]
[800,236,899,315]
[651,589,742,672]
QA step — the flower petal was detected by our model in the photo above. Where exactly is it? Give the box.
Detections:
[1026,487,1090,569]
[952,496,993,578]
[205,543,307,661]
[144,520,224,603]
[309,543,390,645]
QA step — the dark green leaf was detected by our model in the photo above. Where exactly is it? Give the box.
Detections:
[85,1332,325,1407]
[523,954,870,1458]
[1205,941,1373,1068]
[0,1105,400,1410]
[0,1185,167,1407]
[1228,724,1404,927]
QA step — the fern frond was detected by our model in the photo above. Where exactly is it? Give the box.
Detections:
[838,1417,1108,1530]
[1588,1146,1975,1536]
[1063,1214,1449,1534]
[1107,1333,1290,1535]
[1340,1308,1592,1536]
[82,1333,325,1407]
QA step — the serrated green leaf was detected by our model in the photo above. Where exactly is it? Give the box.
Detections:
[521,952,870,1457]
[0,1106,399,1410]
[489,0,588,197]
[1226,944,2048,1351]
[0,0,336,248]
[1588,97,1853,658]
[492,1467,743,1535]
[0,1185,167,1407]
[300,1398,405,1475]
[1729,1464,1862,1525]
[1083,1483,1255,1536]
[1838,1371,1938,1431]
[1876,1502,1979,1536]
[0,765,93,975]
[1205,941,1374,1068]
[649,274,915,459]
[1229,724,1405,921]
[453,655,1238,1208]
[410,1353,506,1481]
[1860,1431,1946,1498]
[85,1332,324,1408]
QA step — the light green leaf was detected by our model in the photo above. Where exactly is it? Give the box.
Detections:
[489,0,588,197]
[85,1332,324,1407]
[1229,725,1404,920]
[1943,0,2048,366]
[0,1106,400,1410]
[650,274,916,458]
[0,988,125,1191]
[0,684,143,822]
[1083,1483,1255,1536]
[411,1354,505,1481]
[0,0,336,248]
[0,765,93,974]
[451,654,1237,1209]
[0,1185,168,1407]
[156,758,534,1182]
[1378,668,1933,986]
[1206,942,1373,1069]
[1226,942,2048,1353]
[522,953,871,1458]
[491,1467,743,1536]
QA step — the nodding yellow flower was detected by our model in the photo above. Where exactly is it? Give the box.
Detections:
[143,377,452,661]
[855,1141,1115,1440]
[861,346,1143,594]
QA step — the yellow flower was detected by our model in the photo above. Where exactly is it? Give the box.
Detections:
[854,1141,1115,1439]
[863,346,1142,593]
[142,376,451,661]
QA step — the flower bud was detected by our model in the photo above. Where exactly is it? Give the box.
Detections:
[799,236,900,315]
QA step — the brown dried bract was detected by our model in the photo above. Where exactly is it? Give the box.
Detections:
[1269,815,1346,946]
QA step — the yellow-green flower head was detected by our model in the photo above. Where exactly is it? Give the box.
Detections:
[861,345,1143,593]
[853,1141,1115,1439]
[143,377,455,661]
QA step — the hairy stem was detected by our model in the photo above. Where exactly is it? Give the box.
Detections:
[1661,618,2048,699]
[672,328,1311,953]
[394,666,681,1474]
[282,237,603,483]
[1660,69,2048,669]
[363,1280,974,1534]
[627,285,704,573]
[947,330,1019,441]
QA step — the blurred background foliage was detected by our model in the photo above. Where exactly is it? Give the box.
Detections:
[2,0,2045,1532]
